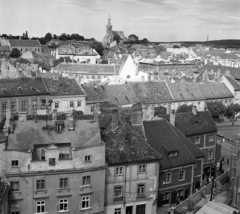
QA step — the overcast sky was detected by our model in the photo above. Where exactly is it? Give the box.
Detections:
[0,0,240,42]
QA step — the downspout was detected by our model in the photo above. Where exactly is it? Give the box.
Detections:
[123,165,128,209]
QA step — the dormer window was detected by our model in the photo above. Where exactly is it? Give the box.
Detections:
[31,86,35,91]
[55,121,64,133]
[17,87,22,91]
[2,88,7,92]
[168,150,178,157]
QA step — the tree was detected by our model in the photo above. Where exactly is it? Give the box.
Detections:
[70,34,84,41]
[154,106,167,116]
[53,34,58,39]
[128,34,138,41]
[173,45,180,48]
[113,34,121,43]
[141,38,149,44]
[225,103,240,118]
[206,102,226,118]
[1,34,8,38]
[45,33,52,42]
[90,42,104,56]
[9,48,21,58]
[177,104,193,113]
[59,33,68,41]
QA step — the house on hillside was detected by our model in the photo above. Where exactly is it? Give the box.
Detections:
[9,39,42,54]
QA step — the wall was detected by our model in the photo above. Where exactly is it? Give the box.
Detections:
[10,46,42,54]
[119,55,137,81]
[105,162,159,214]
[171,100,205,112]
[7,168,105,214]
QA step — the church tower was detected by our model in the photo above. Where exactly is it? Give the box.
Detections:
[106,15,112,35]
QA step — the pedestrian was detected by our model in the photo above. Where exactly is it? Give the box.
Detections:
[167,205,171,214]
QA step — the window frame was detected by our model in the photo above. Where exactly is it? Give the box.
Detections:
[195,136,200,144]
[137,183,145,196]
[77,100,81,107]
[59,149,71,160]
[36,200,46,214]
[21,101,27,110]
[138,164,146,174]
[115,166,123,176]
[114,186,123,199]
[114,208,121,214]
[82,175,91,187]
[179,169,186,181]
[58,198,69,211]
[2,102,7,111]
[164,172,172,184]
[209,134,214,142]
[36,179,45,191]
[11,102,16,110]
[59,178,68,189]
[208,149,214,160]
[69,101,74,108]
[11,160,19,168]
[55,102,59,109]
[84,155,91,162]
[163,192,170,201]
[80,196,91,210]
[10,181,19,192]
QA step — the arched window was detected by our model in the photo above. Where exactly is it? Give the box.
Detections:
[126,75,131,79]
[91,75,95,79]
[97,76,101,80]
[177,189,185,200]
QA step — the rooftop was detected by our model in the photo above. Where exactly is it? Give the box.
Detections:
[0,77,49,98]
[102,108,161,165]
[81,83,107,103]
[143,119,197,169]
[54,63,117,75]
[168,82,205,101]
[101,83,138,106]
[175,111,217,136]
[9,39,41,47]
[224,75,240,91]
[8,119,102,151]
[198,82,234,99]
[129,81,174,104]
[43,77,85,96]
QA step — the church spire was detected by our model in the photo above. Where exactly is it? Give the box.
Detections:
[107,14,111,25]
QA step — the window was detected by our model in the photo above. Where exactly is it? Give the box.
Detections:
[194,163,197,172]
[137,184,145,196]
[85,155,91,162]
[115,167,123,176]
[81,196,90,209]
[164,172,172,184]
[39,149,45,160]
[114,208,121,214]
[59,150,71,159]
[77,100,81,107]
[2,103,6,111]
[49,158,56,166]
[11,212,19,214]
[179,169,186,181]
[209,134,214,142]
[10,181,19,191]
[173,151,178,156]
[36,200,46,213]
[36,179,45,190]
[55,102,59,109]
[70,101,74,108]
[32,101,37,109]
[90,106,94,112]
[82,176,91,186]
[21,101,27,110]
[59,178,68,189]
[195,137,200,144]
[114,186,123,198]
[11,102,16,110]
[138,164,146,173]
[208,150,214,160]
[58,198,68,211]
[11,160,19,167]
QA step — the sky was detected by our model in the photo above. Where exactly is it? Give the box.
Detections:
[0,0,240,42]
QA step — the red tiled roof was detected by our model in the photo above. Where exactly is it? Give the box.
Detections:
[9,39,41,47]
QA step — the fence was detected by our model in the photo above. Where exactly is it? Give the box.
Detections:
[173,169,230,214]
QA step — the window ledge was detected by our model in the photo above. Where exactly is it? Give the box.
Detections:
[80,207,92,211]
[58,158,73,161]
[34,212,48,214]
[179,179,185,182]
[58,187,70,192]
[138,172,146,174]
[10,191,22,195]
[113,197,123,201]
[137,194,146,198]
[57,210,70,213]
[163,182,171,185]
[35,189,47,194]
[80,185,92,189]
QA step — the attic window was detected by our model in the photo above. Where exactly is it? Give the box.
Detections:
[2,88,7,92]
[55,121,64,133]
[17,87,22,91]
[31,87,35,91]
[168,150,178,157]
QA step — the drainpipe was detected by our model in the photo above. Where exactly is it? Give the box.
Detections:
[123,165,128,209]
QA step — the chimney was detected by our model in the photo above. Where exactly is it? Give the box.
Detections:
[192,105,197,115]
[111,109,119,130]
[170,109,175,126]
[225,69,230,76]
[93,104,98,122]
[132,103,142,125]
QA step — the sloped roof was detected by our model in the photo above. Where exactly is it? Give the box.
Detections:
[143,119,196,169]
[102,108,161,165]
[101,83,137,105]
[224,75,240,91]
[168,83,205,101]
[8,119,102,151]
[129,81,173,104]
[0,46,10,52]
[198,82,234,99]
[9,39,41,47]
[175,111,217,136]
[81,83,107,103]
[54,63,116,75]
[0,77,49,98]
[43,77,85,96]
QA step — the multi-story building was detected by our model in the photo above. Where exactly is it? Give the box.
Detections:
[8,39,42,54]
[0,181,9,214]
[0,111,106,214]
[143,118,203,206]
[43,77,86,114]
[0,77,50,119]
[99,104,161,214]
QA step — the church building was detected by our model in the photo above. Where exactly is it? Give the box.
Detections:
[102,16,127,48]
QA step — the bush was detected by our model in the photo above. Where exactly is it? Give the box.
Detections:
[206,102,226,118]
[154,106,167,116]
[177,104,193,113]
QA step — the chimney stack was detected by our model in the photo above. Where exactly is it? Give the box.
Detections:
[192,105,197,115]
[93,104,98,122]
[111,109,119,130]
[170,109,175,126]
[131,103,142,125]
